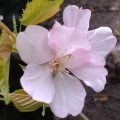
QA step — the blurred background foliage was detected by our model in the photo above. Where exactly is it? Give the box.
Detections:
[0,0,28,30]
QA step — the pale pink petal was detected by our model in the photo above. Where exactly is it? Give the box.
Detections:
[53,21,61,28]
[65,49,105,71]
[63,5,79,27]
[70,65,108,82]
[89,52,106,66]
[49,25,74,53]
[20,63,55,103]
[63,5,91,32]
[65,29,91,55]
[16,25,52,64]
[84,78,106,92]
[49,25,91,56]
[69,52,107,81]
[50,72,86,118]
[48,21,61,39]
[64,48,91,68]
[87,27,117,57]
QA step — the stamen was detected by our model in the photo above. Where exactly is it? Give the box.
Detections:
[66,64,77,69]
[59,49,68,58]
[60,54,72,65]
[62,69,74,79]
[51,49,55,60]
[50,48,74,78]
[59,72,64,78]
[63,69,69,74]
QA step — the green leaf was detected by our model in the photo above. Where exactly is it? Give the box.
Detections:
[10,89,45,112]
[12,15,17,37]
[0,31,13,66]
[0,31,13,104]
[0,58,10,104]
[20,0,64,26]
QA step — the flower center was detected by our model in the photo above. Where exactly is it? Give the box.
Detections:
[51,59,62,78]
[50,55,71,78]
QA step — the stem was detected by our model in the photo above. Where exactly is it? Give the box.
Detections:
[0,20,16,43]
[78,113,89,120]
[53,113,89,120]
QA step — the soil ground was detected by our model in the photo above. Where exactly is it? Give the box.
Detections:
[0,0,120,120]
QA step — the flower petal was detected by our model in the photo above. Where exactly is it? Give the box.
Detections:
[69,53,108,81]
[87,27,117,57]
[64,48,91,69]
[89,52,106,66]
[20,63,55,103]
[49,25,91,56]
[70,65,108,81]
[63,5,91,32]
[16,25,51,64]
[84,78,106,92]
[53,21,61,28]
[50,72,86,118]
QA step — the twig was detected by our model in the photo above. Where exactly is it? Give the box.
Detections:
[53,113,89,120]
[78,113,89,120]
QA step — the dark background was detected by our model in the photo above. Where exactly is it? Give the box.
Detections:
[0,0,120,120]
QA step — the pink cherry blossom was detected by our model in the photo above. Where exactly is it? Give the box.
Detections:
[63,5,117,57]
[63,5,117,91]
[16,5,117,118]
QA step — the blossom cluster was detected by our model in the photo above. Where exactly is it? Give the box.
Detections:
[16,5,117,118]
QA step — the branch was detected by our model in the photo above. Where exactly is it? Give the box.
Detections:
[53,113,89,120]
[78,113,89,120]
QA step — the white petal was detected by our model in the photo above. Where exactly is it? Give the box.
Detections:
[50,72,86,118]
[49,25,91,56]
[49,25,74,55]
[64,48,91,69]
[69,51,107,82]
[84,78,106,92]
[89,52,106,66]
[70,65,108,82]
[63,5,91,32]
[53,21,61,28]
[87,27,117,57]
[16,25,52,64]
[20,63,55,103]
